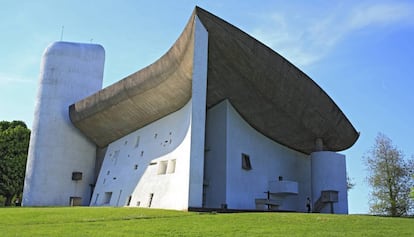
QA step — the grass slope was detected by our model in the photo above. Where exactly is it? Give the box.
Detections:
[0,207,412,236]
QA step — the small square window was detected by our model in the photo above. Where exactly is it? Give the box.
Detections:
[167,159,176,174]
[158,161,168,175]
[69,196,82,206]
[241,153,252,170]
[72,171,82,181]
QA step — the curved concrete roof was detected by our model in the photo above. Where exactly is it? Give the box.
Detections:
[70,7,359,155]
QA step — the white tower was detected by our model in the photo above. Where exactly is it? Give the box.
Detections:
[311,151,348,214]
[23,42,105,206]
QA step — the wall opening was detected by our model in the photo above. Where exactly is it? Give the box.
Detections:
[116,189,122,206]
[71,171,83,181]
[127,195,132,206]
[94,193,99,205]
[112,150,120,165]
[69,196,82,206]
[241,153,252,170]
[148,193,154,207]
[135,136,140,148]
[104,192,112,204]
[167,159,176,174]
[158,161,168,175]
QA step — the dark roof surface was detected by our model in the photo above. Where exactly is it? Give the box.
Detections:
[69,7,359,154]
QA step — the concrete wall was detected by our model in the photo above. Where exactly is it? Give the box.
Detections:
[204,100,312,211]
[91,100,192,210]
[91,16,208,210]
[311,151,348,214]
[187,15,208,208]
[23,42,105,206]
[204,101,228,208]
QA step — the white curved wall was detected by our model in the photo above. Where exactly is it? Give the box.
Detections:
[23,42,105,206]
[311,151,348,214]
[90,16,208,210]
[204,100,311,211]
[91,100,192,210]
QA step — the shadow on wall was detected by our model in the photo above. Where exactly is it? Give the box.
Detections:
[91,100,192,207]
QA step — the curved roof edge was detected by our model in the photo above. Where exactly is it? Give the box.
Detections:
[69,10,197,147]
[70,7,359,154]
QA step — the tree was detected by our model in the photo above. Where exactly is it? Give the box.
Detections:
[347,175,356,191]
[364,133,414,216]
[411,174,414,200]
[0,121,30,206]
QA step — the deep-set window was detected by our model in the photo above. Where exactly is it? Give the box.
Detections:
[241,153,252,170]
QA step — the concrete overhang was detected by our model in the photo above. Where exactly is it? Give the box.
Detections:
[69,7,359,155]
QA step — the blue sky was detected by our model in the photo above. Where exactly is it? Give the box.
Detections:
[1,0,413,214]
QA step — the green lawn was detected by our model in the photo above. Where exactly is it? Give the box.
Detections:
[0,207,412,236]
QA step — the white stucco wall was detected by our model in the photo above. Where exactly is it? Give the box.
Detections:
[204,101,227,208]
[311,151,348,214]
[91,100,193,210]
[204,100,312,211]
[91,16,208,210]
[23,42,105,206]
[187,15,208,208]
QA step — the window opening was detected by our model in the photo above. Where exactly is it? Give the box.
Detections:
[69,196,82,206]
[94,193,99,205]
[148,193,154,207]
[127,196,132,206]
[112,150,120,165]
[116,189,122,206]
[135,136,140,148]
[241,153,252,170]
[104,192,112,204]
[167,159,176,174]
[158,161,168,175]
[72,171,82,181]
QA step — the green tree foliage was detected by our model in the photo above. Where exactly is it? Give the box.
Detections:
[411,174,414,200]
[347,175,356,191]
[0,120,30,206]
[364,133,414,216]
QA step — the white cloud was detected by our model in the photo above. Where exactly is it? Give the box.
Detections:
[348,3,413,30]
[0,73,36,85]
[250,2,414,67]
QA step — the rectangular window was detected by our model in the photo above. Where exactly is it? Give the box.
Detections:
[71,171,82,181]
[135,136,140,148]
[94,193,100,205]
[167,159,176,174]
[69,196,82,206]
[148,193,154,207]
[126,196,132,206]
[241,153,252,170]
[112,150,120,165]
[104,192,112,204]
[158,161,168,175]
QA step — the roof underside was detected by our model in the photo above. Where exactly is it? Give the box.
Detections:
[69,7,359,155]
